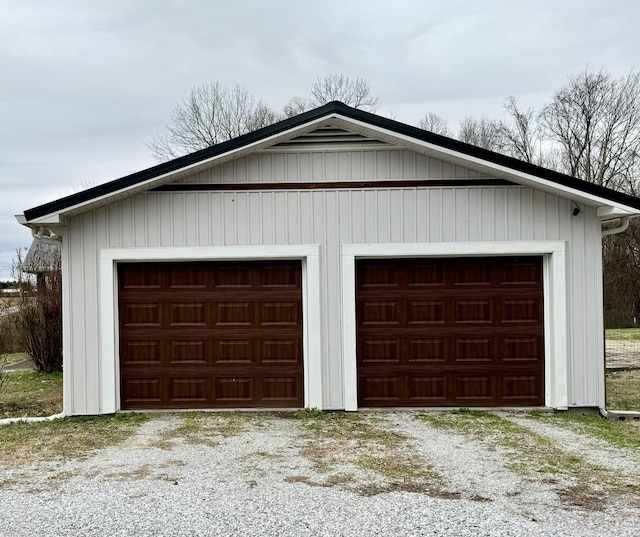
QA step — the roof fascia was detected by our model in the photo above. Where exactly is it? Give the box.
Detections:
[329,116,640,217]
[22,101,640,223]
[22,115,341,224]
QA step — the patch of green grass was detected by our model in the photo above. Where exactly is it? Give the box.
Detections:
[355,454,439,481]
[606,328,640,341]
[0,371,63,419]
[0,413,147,470]
[419,410,640,510]
[165,411,263,446]
[295,407,327,420]
[417,410,599,476]
[527,411,640,451]
[295,412,442,495]
[298,411,407,449]
[606,369,640,411]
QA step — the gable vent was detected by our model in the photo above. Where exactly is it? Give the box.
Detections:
[265,126,394,152]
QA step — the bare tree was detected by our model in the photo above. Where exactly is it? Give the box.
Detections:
[541,69,640,192]
[147,82,278,162]
[283,74,378,117]
[309,74,378,110]
[603,219,640,327]
[418,112,452,136]
[282,95,310,118]
[497,97,541,163]
[457,116,503,150]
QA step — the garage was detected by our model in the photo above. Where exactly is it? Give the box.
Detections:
[118,260,303,409]
[356,257,544,407]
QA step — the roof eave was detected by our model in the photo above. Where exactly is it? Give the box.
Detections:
[20,101,640,223]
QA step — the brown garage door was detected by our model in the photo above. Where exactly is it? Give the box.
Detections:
[118,260,303,409]
[357,257,544,407]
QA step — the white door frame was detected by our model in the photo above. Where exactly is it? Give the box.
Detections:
[341,241,568,410]
[99,245,322,413]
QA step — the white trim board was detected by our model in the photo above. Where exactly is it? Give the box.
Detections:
[340,241,568,411]
[99,245,323,413]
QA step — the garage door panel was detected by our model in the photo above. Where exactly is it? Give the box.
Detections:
[502,337,542,361]
[454,338,493,361]
[168,265,208,288]
[454,300,492,323]
[407,263,445,287]
[122,302,161,326]
[121,378,163,405]
[215,302,252,325]
[409,376,447,401]
[170,340,207,363]
[359,338,401,363]
[500,261,542,285]
[502,375,542,401]
[122,340,162,365]
[456,375,493,400]
[357,257,544,407]
[358,262,401,288]
[262,376,301,401]
[170,302,206,326]
[119,260,303,409]
[359,376,403,403]
[359,300,401,325]
[501,299,542,323]
[409,338,446,361]
[169,377,209,402]
[260,263,300,287]
[260,301,300,325]
[215,377,253,401]
[212,265,253,288]
[120,266,162,289]
[260,338,301,363]
[407,300,445,324]
[453,263,492,286]
[213,339,254,363]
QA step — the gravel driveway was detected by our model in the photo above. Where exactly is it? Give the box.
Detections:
[1,411,639,537]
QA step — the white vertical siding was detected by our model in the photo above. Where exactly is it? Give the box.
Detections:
[65,177,605,414]
[175,150,493,184]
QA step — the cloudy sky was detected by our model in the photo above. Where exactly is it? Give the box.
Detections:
[1,0,638,279]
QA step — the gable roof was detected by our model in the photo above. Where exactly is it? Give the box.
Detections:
[20,101,640,224]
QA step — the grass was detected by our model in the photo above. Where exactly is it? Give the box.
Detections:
[0,413,148,471]
[606,328,640,341]
[0,371,63,419]
[527,411,640,451]
[160,411,264,447]
[606,369,640,411]
[0,352,28,366]
[417,409,640,510]
[294,411,442,495]
[418,409,601,477]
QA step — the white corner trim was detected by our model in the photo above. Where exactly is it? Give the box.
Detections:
[99,244,323,412]
[546,247,569,409]
[341,249,358,411]
[341,241,568,411]
[98,255,118,414]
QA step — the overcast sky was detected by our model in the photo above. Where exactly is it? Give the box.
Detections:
[1,0,639,279]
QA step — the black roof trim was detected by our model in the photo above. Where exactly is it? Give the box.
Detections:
[23,101,640,221]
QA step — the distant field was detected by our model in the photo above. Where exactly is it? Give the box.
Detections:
[605,328,640,341]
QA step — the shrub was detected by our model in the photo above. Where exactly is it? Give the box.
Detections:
[12,245,62,373]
